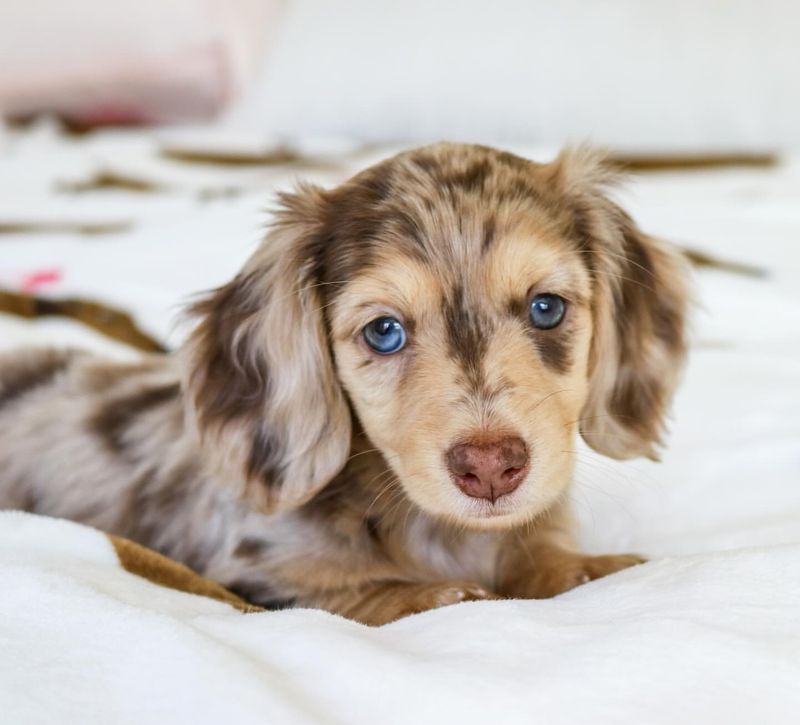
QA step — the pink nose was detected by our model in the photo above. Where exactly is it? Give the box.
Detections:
[446,437,529,503]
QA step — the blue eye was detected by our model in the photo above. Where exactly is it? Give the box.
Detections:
[363,316,407,354]
[529,294,566,330]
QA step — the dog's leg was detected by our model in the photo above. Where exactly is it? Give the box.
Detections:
[498,505,645,599]
[501,544,645,599]
[318,580,500,626]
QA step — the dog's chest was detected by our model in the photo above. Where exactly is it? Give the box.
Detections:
[401,517,502,587]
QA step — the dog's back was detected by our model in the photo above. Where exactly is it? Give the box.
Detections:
[0,349,209,557]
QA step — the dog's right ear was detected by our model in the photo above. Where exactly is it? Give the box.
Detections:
[181,184,352,513]
[543,148,690,460]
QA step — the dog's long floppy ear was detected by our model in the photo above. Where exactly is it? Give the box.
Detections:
[182,184,352,512]
[546,148,691,460]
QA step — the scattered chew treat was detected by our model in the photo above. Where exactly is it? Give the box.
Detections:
[681,246,767,278]
[0,220,133,236]
[608,152,778,172]
[0,289,166,353]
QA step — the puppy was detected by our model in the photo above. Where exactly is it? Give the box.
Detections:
[0,144,688,625]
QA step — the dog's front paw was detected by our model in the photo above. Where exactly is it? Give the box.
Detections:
[529,552,646,599]
[342,580,501,625]
[421,581,499,609]
[387,581,499,622]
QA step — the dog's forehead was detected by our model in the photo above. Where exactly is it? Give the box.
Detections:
[338,145,575,257]
[327,144,585,302]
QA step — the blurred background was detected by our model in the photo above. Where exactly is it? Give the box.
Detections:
[2,0,799,149]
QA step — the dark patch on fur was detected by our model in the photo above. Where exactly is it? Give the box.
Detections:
[188,272,266,428]
[486,146,536,173]
[114,466,160,542]
[90,382,180,457]
[234,537,271,558]
[81,359,160,395]
[188,272,288,491]
[622,229,683,350]
[246,427,283,489]
[531,332,572,374]
[360,167,395,203]
[226,579,296,610]
[156,461,197,509]
[410,153,440,176]
[439,158,492,195]
[365,516,381,544]
[260,597,298,611]
[312,167,399,288]
[388,206,426,249]
[0,349,75,410]
[444,285,489,391]
[111,461,211,573]
[507,294,528,319]
[302,467,354,521]
[566,201,598,280]
[604,219,687,447]
[482,214,496,253]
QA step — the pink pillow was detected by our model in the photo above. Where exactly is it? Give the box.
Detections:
[0,0,281,125]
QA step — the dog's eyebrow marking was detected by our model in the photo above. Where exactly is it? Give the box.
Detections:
[444,284,489,391]
[0,349,76,410]
[90,382,181,457]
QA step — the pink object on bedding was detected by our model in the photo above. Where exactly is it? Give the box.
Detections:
[0,0,281,125]
[20,268,63,294]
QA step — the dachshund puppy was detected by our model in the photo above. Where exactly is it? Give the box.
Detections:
[0,144,688,625]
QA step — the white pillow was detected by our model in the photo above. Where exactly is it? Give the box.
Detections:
[0,0,281,125]
[228,0,800,151]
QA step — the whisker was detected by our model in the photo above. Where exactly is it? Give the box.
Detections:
[272,279,350,305]
[578,247,658,282]
[345,447,381,464]
[525,388,574,418]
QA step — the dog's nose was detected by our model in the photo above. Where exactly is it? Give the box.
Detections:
[446,437,529,503]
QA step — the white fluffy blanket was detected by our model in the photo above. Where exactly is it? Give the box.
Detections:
[2,512,798,724]
[1,126,799,723]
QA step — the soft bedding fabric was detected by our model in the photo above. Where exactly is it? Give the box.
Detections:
[0,124,799,723]
[1,511,799,725]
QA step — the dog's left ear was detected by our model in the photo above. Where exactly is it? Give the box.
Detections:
[545,148,691,460]
[182,184,352,512]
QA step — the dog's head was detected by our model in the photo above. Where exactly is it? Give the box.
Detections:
[183,144,689,529]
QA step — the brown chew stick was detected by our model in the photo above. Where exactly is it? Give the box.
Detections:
[0,289,167,353]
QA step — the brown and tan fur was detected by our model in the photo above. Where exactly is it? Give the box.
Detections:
[0,144,689,625]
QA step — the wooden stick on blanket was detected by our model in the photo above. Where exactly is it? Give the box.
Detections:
[681,247,768,278]
[608,152,778,172]
[0,289,167,353]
